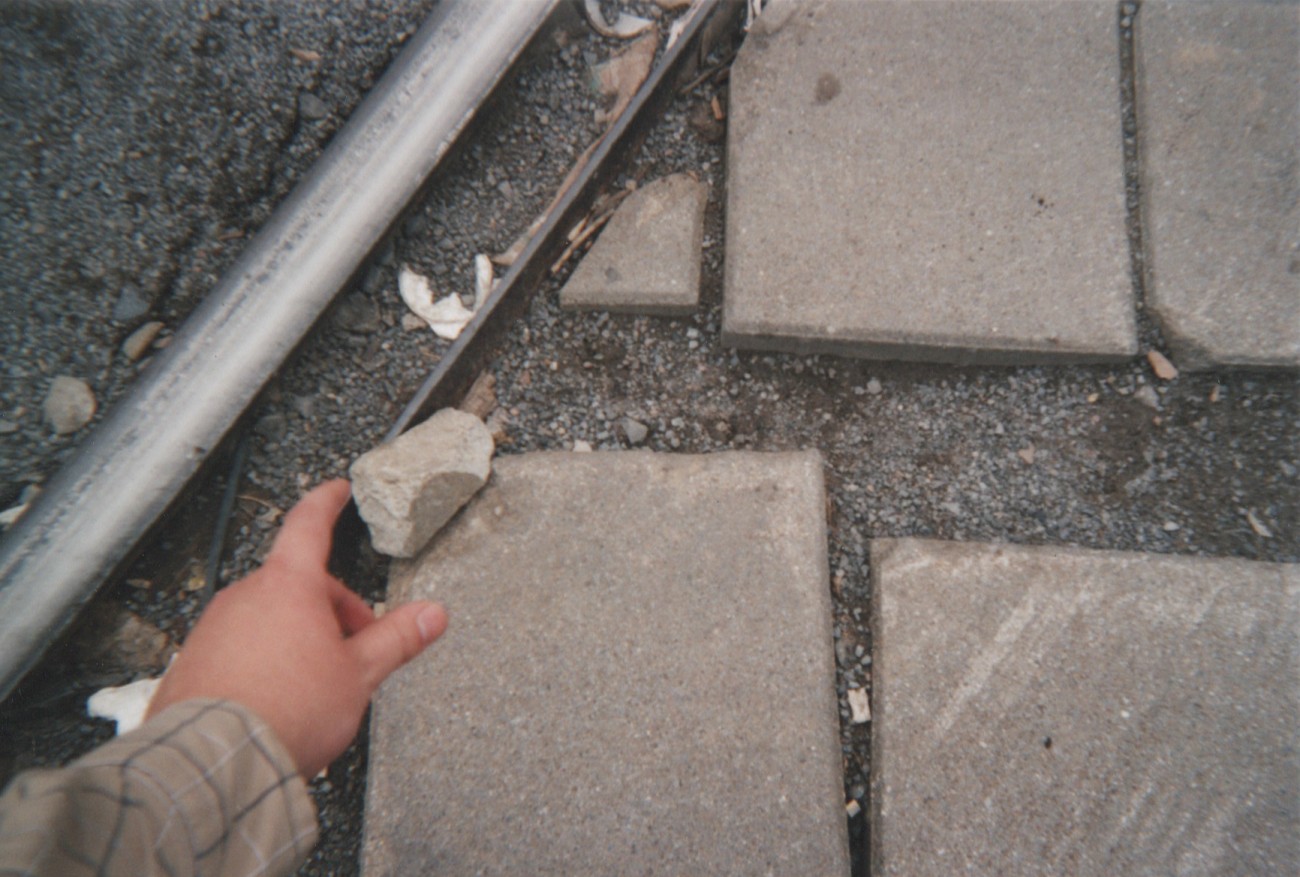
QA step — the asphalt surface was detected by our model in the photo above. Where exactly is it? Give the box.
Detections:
[1,3,1296,876]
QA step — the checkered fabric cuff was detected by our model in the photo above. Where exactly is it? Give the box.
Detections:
[0,698,318,877]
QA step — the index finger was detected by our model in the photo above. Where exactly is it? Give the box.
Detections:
[265,479,352,572]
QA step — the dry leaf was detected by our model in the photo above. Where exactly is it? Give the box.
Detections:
[459,372,498,420]
[290,47,322,63]
[594,28,659,125]
[474,254,495,306]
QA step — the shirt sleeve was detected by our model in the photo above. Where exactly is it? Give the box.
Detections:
[0,698,319,877]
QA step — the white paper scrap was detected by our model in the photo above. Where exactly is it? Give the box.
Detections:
[847,687,871,724]
[398,265,478,340]
[87,676,162,735]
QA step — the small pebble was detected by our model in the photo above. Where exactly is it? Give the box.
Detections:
[298,92,330,120]
[122,321,164,361]
[43,376,96,435]
[1146,350,1178,381]
[621,418,649,445]
[1133,385,1161,411]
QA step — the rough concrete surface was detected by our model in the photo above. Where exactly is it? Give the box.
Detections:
[364,451,849,877]
[560,173,708,315]
[871,538,1299,877]
[723,0,1135,364]
[1136,1,1300,370]
[349,409,493,558]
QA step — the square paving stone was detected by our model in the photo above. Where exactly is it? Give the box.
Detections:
[723,0,1135,364]
[1136,2,1300,370]
[363,451,848,877]
[560,174,708,316]
[871,538,1299,876]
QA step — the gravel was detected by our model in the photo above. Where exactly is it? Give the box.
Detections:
[1,4,1296,877]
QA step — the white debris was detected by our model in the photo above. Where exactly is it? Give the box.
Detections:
[583,0,654,39]
[1,485,41,531]
[746,0,764,30]
[573,440,593,453]
[1246,509,1274,539]
[847,687,871,724]
[845,798,862,818]
[474,253,495,306]
[398,266,478,340]
[0,502,28,530]
[87,676,162,735]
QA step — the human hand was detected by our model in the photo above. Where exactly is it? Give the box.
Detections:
[146,479,447,778]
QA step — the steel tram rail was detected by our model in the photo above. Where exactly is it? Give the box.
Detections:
[0,0,740,703]
[0,0,560,701]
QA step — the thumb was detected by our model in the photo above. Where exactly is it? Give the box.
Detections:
[350,601,448,692]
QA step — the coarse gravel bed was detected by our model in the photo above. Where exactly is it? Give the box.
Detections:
[2,3,1297,877]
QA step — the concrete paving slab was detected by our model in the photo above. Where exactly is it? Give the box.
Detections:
[723,0,1136,364]
[871,538,1299,876]
[1136,2,1300,370]
[363,451,848,877]
[560,173,707,315]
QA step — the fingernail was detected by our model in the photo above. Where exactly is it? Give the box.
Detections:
[416,604,444,643]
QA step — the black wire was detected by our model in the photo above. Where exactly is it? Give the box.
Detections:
[201,433,250,606]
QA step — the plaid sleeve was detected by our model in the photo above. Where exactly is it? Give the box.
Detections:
[0,698,318,877]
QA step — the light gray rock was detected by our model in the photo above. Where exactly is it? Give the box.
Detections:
[871,538,1299,876]
[365,451,848,877]
[111,283,150,323]
[560,173,708,315]
[350,408,493,557]
[1133,384,1161,410]
[298,91,330,120]
[620,416,649,445]
[723,0,1135,364]
[1136,2,1299,369]
[42,376,96,435]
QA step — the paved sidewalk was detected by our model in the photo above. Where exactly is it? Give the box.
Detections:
[1137,1,1299,370]
[871,539,1299,876]
[363,451,848,877]
[723,0,1134,364]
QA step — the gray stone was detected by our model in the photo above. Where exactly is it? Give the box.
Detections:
[620,416,648,445]
[298,91,330,120]
[111,283,150,323]
[349,408,493,557]
[1136,2,1299,370]
[871,538,1299,876]
[333,292,381,333]
[42,376,96,435]
[1133,384,1161,410]
[560,174,707,315]
[723,0,1135,364]
[364,451,848,877]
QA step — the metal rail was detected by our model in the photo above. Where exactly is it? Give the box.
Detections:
[0,0,558,702]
